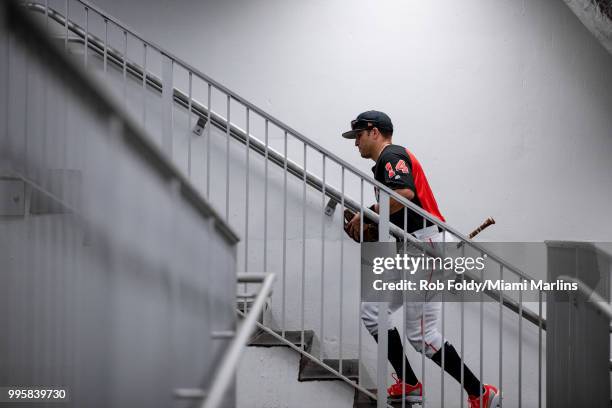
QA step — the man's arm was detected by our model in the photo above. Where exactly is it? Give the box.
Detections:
[371,188,415,215]
[346,188,414,240]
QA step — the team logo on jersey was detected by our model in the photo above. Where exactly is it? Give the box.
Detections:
[385,162,395,178]
[385,160,409,179]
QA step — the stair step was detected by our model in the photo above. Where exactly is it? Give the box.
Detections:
[298,358,359,382]
[248,329,314,351]
[353,388,421,407]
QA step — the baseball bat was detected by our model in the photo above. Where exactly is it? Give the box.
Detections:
[457,217,495,248]
[468,217,495,239]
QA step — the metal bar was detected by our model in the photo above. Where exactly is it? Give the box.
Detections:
[206,83,211,199]
[299,143,306,343]
[187,72,193,177]
[64,0,68,50]
[518,278,523,408]
[339,167,345,376]
[161,55,173,157]
[558,275,612,318]
[320,154,326,359]
[141,42,146,126]
[263,119,268,272]
[122,30,127,103]
[358,178,363,386]
[243,107,250,269]
[377,190,390,408]
[422,301,426,408]
[282,131,288,339]
[83,6,87,67]
[103,18,107,74]
[377,300,389,408]
[479,254,484,408]
[201,273,275,408]
[441,229,446,408]
[402,207,408,408]
[538,289,542,408]
[236,273,268,283]
[499,265,504,408]
[460,245,465,408]
[225,94,230,220]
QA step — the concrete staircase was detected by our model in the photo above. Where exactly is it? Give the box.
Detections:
[247,329,417,407]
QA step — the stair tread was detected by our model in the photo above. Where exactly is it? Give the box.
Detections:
[353,388,420,407]
[298,358,359,382]
[248,329,314,350]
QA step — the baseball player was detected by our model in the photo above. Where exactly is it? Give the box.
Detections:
[341,111,499,408]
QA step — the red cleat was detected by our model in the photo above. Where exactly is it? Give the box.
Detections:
[387,373,423,403]
[468,384,501,408]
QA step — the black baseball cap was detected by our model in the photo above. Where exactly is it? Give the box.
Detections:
[341,110,394,139]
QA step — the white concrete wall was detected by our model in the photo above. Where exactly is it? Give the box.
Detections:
[65,0,612,242]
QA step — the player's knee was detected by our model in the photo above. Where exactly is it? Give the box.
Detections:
[407,329,443,358]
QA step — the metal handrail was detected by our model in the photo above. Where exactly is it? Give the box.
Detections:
[558,275,612,319]
[201,273,276,408]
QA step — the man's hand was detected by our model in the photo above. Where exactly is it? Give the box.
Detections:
[343,209,378,242]
[346,212,361,241]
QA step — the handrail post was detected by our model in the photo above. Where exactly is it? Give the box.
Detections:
[376,191,390,408]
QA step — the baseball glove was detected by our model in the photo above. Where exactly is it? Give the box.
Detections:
[343,209,378,242]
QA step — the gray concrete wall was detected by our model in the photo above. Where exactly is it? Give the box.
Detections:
[0,20,238,408]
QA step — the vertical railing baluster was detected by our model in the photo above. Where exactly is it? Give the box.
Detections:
[161,56,173,157]
[538,289,543,408]
[83,7,88,67]
[206,83,211,199]
[422,300,426,408]
[339,167,345,376]
[358,178,364,386]
[244,107,250,270]
[64,0,69,51]
[263,120,268,273]
[460,244,465,408]
[225,95,230,220]
[479,252,485,408]
[441,229,446,408]
[103,19,107,75]
[320,155,326,359]
[187,72,193,178]
[122,30,127,104]
[422,218,426,408]
[402,206,408,408]
[141,43,146,127]
[518,278,523,408]
[499,264,504,408]
[282,131,288,340]
[376,190,390,408]
[299,143,306,344]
